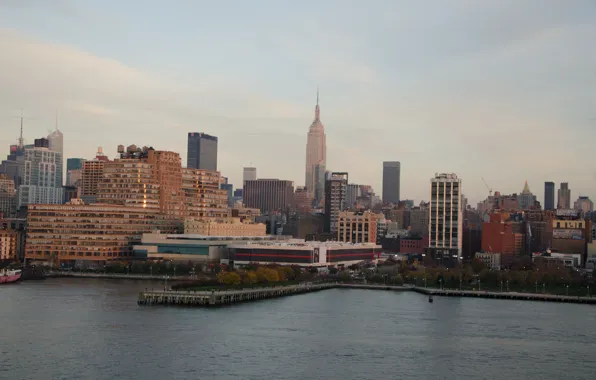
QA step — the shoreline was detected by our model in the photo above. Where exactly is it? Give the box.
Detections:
[26,273,596,305]
[44,271,192,282]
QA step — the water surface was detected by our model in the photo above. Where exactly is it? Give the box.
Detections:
[1,279,595,380]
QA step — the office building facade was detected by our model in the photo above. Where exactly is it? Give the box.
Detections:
[544,182,555,210]
[243,179,295,214]
[382,161,401,204]
[324,172,348,233]
[187,133,218,171]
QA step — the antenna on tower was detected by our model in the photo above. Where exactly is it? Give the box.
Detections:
[18,109,24,149]
[316,86,319,106]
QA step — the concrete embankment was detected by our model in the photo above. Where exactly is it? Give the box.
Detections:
[138,282,337,306]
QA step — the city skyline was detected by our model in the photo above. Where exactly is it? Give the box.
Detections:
[1,1,595,205]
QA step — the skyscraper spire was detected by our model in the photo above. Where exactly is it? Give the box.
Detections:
[314,87,320,121]
[55,109,59,131]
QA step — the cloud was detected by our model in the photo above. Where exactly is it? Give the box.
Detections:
[0,28,308,188]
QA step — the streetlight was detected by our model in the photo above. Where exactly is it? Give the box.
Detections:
[566,284,569,296]
[439,278,443,290]
[535,281,538,293]
[424,276,427,288]
[506,280,509,292]
[500,280,503,293]
[542,283,545,294]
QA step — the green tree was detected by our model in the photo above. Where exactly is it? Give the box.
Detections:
[329,267,339,275]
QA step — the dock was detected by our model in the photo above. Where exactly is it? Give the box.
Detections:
[138,282,337,306]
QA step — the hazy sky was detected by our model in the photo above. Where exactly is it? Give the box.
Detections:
[1,0,595,205]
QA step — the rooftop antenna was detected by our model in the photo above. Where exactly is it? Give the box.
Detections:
[18,109,24,149]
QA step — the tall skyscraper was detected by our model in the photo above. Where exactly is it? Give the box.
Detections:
[557,182,571,209]
[187,133,218,171]
[305,90,327,206]
[18,143,64,208]
[243,166,257,185]
[382,161,401,204]
[243,179,295,214]
[324,172,348,233]
[428,173,462,266]
[544,182,555,210]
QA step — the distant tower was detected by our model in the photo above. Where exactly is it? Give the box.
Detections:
[544,182,555,210]
[187,133,218,171]
[382,161,401,204]
[47,111,64,185]
[243,166,257,186]
[305,88,327,206]
[557,182,571,209]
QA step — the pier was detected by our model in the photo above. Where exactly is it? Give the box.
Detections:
[138,282,337,306]
[412,287,596,304]
[137,282,596,307]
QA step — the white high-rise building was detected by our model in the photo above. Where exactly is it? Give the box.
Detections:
[48,128,64,186]
[243,166,257,186]
[305,89,326,206]
[18,146,64,208]
[428,173,462,265]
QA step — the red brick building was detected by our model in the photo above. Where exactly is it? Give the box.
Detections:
[400,237,425,254]
[481,211,523,267]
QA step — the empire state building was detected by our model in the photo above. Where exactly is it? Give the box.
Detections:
[305,90,327,206]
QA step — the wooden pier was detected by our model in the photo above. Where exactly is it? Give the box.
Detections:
[138,282,337,307]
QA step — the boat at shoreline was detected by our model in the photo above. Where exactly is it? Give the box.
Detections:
[0,269,22,284]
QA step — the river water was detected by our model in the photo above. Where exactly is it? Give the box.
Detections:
[1,278,595,380]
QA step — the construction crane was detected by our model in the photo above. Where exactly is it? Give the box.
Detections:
[481,176,493,196]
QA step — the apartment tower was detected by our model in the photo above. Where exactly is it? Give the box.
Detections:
[428,173,462,266]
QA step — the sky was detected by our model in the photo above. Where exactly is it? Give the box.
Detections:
[1,0,595,206]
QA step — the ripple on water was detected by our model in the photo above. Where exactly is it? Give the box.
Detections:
[1,280,596,380]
